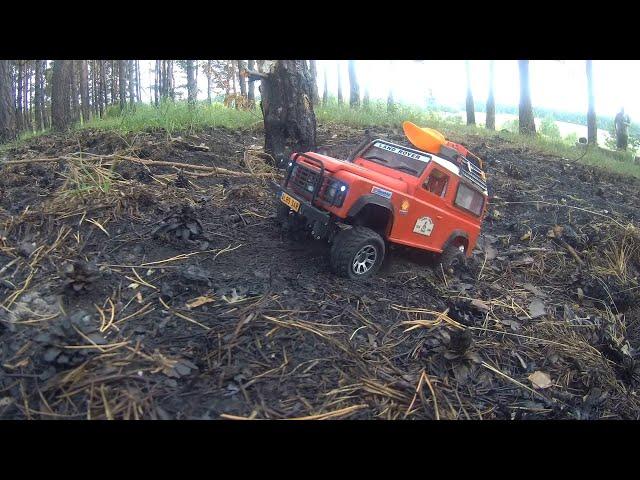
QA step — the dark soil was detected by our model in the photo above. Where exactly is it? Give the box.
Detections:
[1,124,640,420]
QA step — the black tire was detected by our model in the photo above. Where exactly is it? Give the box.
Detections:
[438,243,467,272]
[330,227,385,279]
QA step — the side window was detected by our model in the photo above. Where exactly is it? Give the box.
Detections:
[423,169,449,198]
[455,182,484,216]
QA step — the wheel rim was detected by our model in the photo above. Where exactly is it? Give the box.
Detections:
[352,245,377,275]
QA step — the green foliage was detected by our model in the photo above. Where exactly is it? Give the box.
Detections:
[539,116,561,140]
[316,99,445,129]
[563,132,578,145]
[500,119,519,133]
[80,100,262,136]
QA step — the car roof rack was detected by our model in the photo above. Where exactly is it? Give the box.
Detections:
[438,144,487,192]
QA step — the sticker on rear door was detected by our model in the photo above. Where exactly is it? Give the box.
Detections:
[371,186,392,199]
[413,216,434,236]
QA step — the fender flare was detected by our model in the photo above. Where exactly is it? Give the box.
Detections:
[347,194,395,234]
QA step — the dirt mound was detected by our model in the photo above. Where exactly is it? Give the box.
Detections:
[1,125,640,419]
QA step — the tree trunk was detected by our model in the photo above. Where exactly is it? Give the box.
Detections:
[80,60,90,123]
[518,60,536,136]
[586,60,597,145]
[34,60,43,131]
[322,68,329,106]
[51,60,72,131]
[186,60,197,106]
[247,60,255,108]
[128,60,135,106]
[24,61,31,132]
[206,60,212,105]
[363,87,370,108]
[110,61,116,105]
[100,60,107,116]
[119,60,127,112]
[237,60,247,101]
[486,60,495,131]
[309,60,319,105]
[255,60,317,165]
[0,60,16,142]
[348,60,360,108]
[169,61,175,100]
[465,60,475,126]
[387,90,395,112]
[71,61,80,123]
[16,61,23,132]
[136,60,141,103]
[337,63,343,105]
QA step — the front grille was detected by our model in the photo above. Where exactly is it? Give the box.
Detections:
[290,164,330,201]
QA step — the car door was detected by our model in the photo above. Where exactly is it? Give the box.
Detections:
[390,162,454,252]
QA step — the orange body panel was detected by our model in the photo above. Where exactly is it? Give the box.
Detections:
[289,150,487,256]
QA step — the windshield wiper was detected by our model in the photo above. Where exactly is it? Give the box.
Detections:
[362,155,389,163]
[394,165,419,175]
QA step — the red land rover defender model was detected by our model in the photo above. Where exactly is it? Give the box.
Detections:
[274,122,488,279]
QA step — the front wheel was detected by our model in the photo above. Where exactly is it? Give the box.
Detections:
[330,227,385,279]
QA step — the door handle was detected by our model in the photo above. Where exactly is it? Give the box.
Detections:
[436,215,443,220]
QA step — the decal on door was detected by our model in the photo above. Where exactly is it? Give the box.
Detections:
[413,216,434,236]
[400,199,410,215]
[371,186,392,199]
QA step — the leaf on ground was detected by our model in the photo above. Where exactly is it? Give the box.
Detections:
[486,245,498,260]
[528,371,553,389]
[471,299,490,312]
[528,297,547,319]
[186,295,216,309]
[523,283,545,297]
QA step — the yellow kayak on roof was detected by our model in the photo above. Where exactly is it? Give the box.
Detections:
[402,121,446,154]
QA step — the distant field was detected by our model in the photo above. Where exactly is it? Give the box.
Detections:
[442,111,612,147]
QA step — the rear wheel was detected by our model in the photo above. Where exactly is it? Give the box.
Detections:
[438,243,467,272]
[330,227,385,279]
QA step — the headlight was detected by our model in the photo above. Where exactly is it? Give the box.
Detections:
[323,180,348,207]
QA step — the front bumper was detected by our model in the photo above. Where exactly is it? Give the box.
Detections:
[274,184,331,226]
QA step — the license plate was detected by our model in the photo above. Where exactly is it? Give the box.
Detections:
[280,192,300,212]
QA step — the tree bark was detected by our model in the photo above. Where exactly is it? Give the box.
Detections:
[206,60,212,105]
[0,60,16,142]
[247,60,255,108]
[486,60,495,131]
[34,60,44,131]
[465,60,475,125]
[322,68,329,106]
[186,60,197,106]
[237,60,247,100]
[348,60,360,108]
[518,60,536,135]
[309,60,319,105]
[128,60,135,106]
[51,60,72,131]
[363,87,370,108]
[254,60,317,165]
[16,60,23,132]
[80,60,90,123]
[71,61,80,123]
[337,63,343,105]
[119,60,127,111]
[100,60,107,116]
[586,60,597,145]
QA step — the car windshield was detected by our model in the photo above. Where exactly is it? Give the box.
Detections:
[359,141,430,177]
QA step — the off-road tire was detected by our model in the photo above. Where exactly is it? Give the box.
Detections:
[330,227,385,279]
[438,243,466,272]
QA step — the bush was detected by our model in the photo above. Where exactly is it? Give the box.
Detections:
[540,116,561,141]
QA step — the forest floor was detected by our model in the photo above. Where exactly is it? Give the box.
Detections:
[1,122,640,420]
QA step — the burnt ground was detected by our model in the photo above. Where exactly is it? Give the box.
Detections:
[1,123,640,420]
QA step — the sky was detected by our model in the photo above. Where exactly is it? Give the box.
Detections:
[136,60,640,120]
